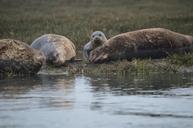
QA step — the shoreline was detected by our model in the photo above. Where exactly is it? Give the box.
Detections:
[39,53,193,76]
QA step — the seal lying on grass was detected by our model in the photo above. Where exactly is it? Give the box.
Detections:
[31,34,76,66]
[84,28,193,63]
[0,39,45,75]
[83,31,108,60]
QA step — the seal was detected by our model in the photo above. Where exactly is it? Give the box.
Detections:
[31,34,76,66]
[84,28,193,63]
[0,39,45,75]
[83,31,107,60]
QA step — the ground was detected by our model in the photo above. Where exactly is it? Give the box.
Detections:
[0,0,193,75]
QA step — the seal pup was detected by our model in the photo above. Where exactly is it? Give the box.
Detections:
[83,31,107,61]
[31,34,76,66]
[84,28,193,63]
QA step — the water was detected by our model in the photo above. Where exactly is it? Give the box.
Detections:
[0,72,193,128]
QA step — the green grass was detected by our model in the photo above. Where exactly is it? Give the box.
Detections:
[1,0,193,75]
[1,0,193,50]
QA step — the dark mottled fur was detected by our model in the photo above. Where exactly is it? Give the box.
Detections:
[0,39,45,75]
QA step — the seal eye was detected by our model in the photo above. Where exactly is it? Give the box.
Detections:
[92,35,95,38]
[98,34,102,37]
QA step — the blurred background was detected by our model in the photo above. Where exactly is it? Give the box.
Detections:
[0,0,193,53]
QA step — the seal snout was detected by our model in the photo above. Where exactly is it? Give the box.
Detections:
[93,37,101,42]
[93,37,103,46]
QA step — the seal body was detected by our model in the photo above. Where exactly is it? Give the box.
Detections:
[83,41,93,60]
[31,34,76,66]
[88,28,193,63]
[0,39,45,75]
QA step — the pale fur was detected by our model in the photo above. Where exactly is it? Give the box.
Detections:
[31,34,76,66]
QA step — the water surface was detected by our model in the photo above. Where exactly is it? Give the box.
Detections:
[0,72,193,128]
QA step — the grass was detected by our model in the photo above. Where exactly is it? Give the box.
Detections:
[0,0,193,75]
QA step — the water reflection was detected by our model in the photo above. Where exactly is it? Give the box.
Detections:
[80,73,193,123]
[0,75,75,111]
[0,76,42,95]
[85,72,193,95]
[0,72,193,128]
